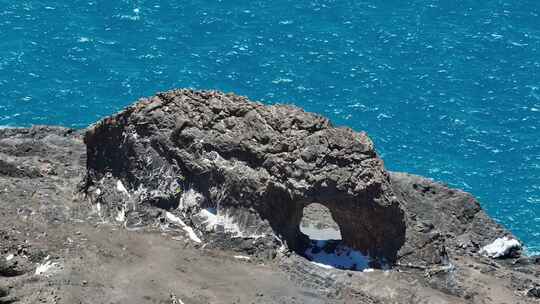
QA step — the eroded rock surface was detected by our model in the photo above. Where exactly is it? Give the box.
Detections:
[82,89,405,262]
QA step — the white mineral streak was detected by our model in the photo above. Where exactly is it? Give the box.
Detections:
[165,212,202,243]
[178,188,202,210]
[35,256,60,276]
[198,208,265,239]
[115,206,126,222]
[233,255,251,261]
[116,180,129,196]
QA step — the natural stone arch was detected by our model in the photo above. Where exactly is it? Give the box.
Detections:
[83,89,406,263]
[256,184,405,261]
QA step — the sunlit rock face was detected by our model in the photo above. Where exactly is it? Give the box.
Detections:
[82,89,406,262]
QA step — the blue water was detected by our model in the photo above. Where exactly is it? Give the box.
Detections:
[1,1,539,253]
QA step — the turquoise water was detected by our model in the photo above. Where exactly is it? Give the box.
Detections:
[1,1,539,253]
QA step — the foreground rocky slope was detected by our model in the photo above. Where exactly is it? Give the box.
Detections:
[1,90,539,303]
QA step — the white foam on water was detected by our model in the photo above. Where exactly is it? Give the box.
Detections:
[480,237,521,258]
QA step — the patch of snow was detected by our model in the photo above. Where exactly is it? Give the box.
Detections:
[363,268,375,273]
[198,208,265,239]
[5,254,14,261]
[480,237,521,258]
[165,212,202,243]
[116,180,129,196]
[115,207,126,222]
[169,293,185,304]
[310,261,334,269]
[35,257,60,276]
[178,189,203,210]
[305,240,370,271]
[233,255,251,261]
[199,208,218,230]
[94,202,102,216]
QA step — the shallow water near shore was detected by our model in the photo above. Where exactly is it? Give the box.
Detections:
[0,1,539,253]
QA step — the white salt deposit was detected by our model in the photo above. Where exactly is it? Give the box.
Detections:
[94,202,102,216]
[310,261,334,269]
[233,255,251,261]
[363,268,375,273]
[35,257,60,276]
[116,180,129,196]
[198,208,265,239]
[165,212,202,243]
[199,208,218,230]
[305,240,370,271]
[178,189,203,210]
[480,237,521,258]
[115,207,126,222]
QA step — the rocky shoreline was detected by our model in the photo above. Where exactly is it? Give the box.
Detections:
[1,90,539,303]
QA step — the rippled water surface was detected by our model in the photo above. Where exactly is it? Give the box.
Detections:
[1,1,539,252]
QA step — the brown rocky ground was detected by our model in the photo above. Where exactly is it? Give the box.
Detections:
[1,92,540,303]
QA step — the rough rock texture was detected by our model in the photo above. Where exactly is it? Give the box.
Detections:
[82,89,405,262]
[2,90,540,303]
[391,171,513,267]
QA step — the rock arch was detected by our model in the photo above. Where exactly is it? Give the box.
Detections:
[258,182,405,260]
[83,89,406,263]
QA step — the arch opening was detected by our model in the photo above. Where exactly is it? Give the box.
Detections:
[298,203,374,271]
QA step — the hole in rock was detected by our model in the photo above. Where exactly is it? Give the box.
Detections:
[299,203,371,271]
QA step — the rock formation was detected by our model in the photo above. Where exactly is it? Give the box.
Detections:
[1,90,539,303]
[82,89,405,262]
